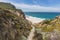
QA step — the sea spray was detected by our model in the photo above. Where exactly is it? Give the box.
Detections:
[27,26,35,40]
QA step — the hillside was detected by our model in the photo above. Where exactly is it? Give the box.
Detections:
[0,2,16,10]
[34,15,60,32]
[34,15,60,40]
[0,3,32,40]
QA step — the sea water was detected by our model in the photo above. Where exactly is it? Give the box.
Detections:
[24,12,60,23]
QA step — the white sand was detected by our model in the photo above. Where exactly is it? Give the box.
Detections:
[26,15,45,24]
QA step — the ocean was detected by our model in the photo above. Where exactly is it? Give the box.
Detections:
[25,12,60,19]
[24,12,60,23]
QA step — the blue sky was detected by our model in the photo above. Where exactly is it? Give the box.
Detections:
[11,0,60,7]
[0,0,60,12]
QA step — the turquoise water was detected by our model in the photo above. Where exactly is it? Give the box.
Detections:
[24,12,60,19]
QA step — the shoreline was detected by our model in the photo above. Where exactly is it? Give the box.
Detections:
[25,15,45,24]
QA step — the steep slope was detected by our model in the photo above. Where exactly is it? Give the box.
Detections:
[0,2,45,40]
[0,2,25,19]
[0,8,32,40]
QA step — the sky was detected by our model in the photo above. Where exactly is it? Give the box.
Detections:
[0,0,60,12]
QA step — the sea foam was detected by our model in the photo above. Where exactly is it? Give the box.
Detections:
[26,15,45,24]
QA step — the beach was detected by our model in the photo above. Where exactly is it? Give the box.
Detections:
[26,15,45,24]
[25,12,60,24]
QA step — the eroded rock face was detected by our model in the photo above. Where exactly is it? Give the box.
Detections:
[0,8,32,40]
[16,9,25,19]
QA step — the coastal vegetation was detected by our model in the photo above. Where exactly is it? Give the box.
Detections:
[0,2,32,40]
[0,2,16,10]
[34,15,60,40]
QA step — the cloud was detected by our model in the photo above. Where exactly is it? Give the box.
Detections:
[0,0,4,1]
[13,3,60,12]
[0,0,9,2]
[0,0,60,12]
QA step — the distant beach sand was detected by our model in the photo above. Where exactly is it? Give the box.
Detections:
[26,15,45,24]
